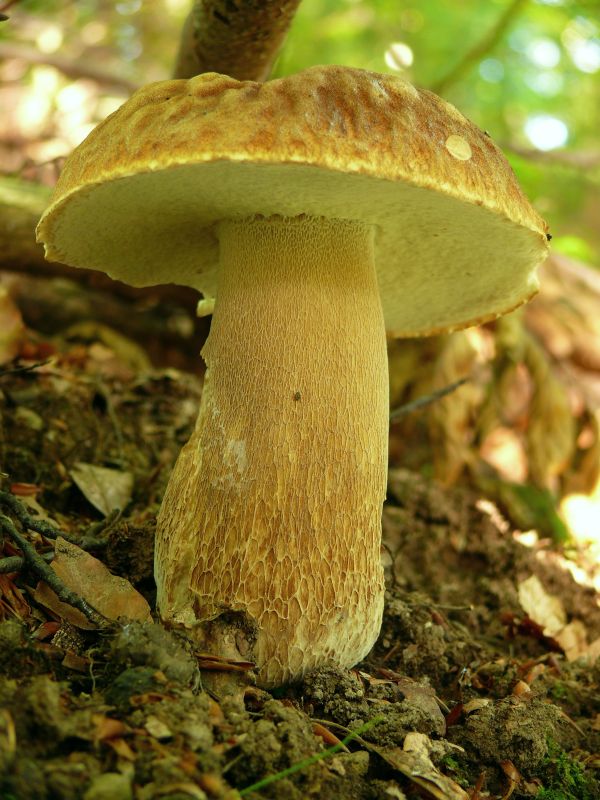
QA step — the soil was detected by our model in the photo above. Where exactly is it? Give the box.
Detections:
[0,297,599,800]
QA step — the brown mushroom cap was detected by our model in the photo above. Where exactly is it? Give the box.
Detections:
[37,65,548,337]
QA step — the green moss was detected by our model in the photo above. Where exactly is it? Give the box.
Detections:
[441,754,471,789]
[536,741,595,800]
[549,683,568,701]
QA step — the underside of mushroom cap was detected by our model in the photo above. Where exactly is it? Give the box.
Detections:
[36,65,549,338]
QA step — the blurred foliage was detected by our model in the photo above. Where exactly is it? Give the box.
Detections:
[1,0,598,264]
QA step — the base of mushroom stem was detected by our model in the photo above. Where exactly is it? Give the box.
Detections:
[191,611,260,695]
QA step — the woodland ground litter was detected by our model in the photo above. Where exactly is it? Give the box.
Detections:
[0,284,598,800]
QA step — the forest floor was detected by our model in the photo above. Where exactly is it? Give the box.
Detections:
[0,280,599,800]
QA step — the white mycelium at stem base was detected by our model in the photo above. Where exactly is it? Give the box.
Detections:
[154,215,389,687]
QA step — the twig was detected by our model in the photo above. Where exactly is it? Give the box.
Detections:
[0,491,69,541]
[0,551,53,574]
[431,0,528,95]
[0,42,137,93]
[93,381,125,462]
[0,359,51,378]
[0,513,111,628]
[174,0,301,81]
[389,377,469,421]
[0,492,104,550]
[84,507,122,539]
[503,142,600,172]
[0,0,22,13]
[381,541,399,588]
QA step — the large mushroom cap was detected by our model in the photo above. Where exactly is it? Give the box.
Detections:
[37,64,548,337]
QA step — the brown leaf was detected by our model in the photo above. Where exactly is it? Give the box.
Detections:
[92,714,128,742]
[518,575,566,638]
[106,737,136,761]
[0,286,25,366]
[373,732,469,800]
[34,537,152,629]
[70,462,134,517]
[61,651,91,672]
[0,573,30,619]
[312,722,348,750]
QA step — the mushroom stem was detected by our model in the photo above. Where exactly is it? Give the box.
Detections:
[155,215,388,687]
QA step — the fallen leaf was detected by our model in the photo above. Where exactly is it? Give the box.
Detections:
[9,482,40,496]
[312,722,348,750]
[518,575,566,637]
[554,619,590,662]
[92,714,128,742]
[373,732,469,800]
[34,537,151,629]
[0,574,30,618]
[499,760,521,799]
[0,709,16,764]
[145,715,173,740]
[70,462,133,516]
[0,286,25,366]
[15,493,60,527]
[106,737,136,761]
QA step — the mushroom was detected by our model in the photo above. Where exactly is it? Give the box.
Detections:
[36,65,549,687]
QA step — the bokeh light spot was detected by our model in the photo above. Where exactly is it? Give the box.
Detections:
[524,114,568,150]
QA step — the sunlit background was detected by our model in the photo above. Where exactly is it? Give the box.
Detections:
[0,0,598,264]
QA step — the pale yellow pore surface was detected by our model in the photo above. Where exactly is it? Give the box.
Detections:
[155,216,388,686]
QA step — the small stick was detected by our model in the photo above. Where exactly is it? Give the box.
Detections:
[389,377,468,421]
[84,507,122,538]
[0,552,53,574]
[0,491,68,541]
[0,514,111,628]
[0,556,24,574]
[0,359,51,378]
[0,492,107,550]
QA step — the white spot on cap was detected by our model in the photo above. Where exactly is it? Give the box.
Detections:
[445,134,472,161]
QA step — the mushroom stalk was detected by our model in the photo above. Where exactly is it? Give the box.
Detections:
[155,215,388,686]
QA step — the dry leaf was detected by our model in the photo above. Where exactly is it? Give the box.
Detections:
[106,737,136,761]
[61,651,91,672]
[34,537,152,629]
[554,620,591,662]
[312,722,348,750]
[92,714,128,742]
[517,576,597,662]
[16,493,60,526]
[145,715,173,740]
[0,286,25,366]
[70,462,133,516]
[0,574,30,618]
[373,732,469,800]
[517,575,566,638]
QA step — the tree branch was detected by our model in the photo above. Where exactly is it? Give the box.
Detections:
[174,0,301,81]
[504,143,600,172]
[0,512,111,628]
[0,42,137,94]
[0,175,193,305]
[430,0,528,95]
